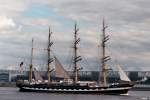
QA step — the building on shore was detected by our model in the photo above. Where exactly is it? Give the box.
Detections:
[0,69,149,85]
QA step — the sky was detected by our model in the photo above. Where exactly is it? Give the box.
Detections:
[0,0,150,71]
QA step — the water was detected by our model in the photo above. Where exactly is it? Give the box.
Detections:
[0,87,149,100]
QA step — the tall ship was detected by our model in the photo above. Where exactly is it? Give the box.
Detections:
[16,20,134,95]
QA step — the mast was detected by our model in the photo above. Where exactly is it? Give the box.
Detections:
[73,23,82,84]
[100,19,110,86]
[29,38,34,83]
[47,27,53,84]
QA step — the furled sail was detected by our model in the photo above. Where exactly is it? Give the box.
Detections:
[117,65,131,82]
[54,56,70,79]
[33,68,44,82]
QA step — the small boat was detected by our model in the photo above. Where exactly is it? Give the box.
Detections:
[16,20,134,95]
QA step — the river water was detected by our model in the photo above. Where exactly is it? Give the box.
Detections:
[0,87,149,100]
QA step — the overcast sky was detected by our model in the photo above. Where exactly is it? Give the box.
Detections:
[0,0,150,71]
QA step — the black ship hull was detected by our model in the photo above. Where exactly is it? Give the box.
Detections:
[16,82,134,95]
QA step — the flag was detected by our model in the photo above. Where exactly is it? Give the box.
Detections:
[19,62,24,74]
[19,62,23,67]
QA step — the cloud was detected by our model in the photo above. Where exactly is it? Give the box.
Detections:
[0,16,16,29]
[21,18,62,28]
[0,16,23,35]
[0,0,28,16]
[0,0,28,35]
[0,0,150,71]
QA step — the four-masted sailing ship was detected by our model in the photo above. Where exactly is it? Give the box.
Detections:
[16,21,134,95]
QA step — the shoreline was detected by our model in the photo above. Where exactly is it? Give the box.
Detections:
[0,82,16,87]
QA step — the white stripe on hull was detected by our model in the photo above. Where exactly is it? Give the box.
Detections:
[21,86,131,92]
